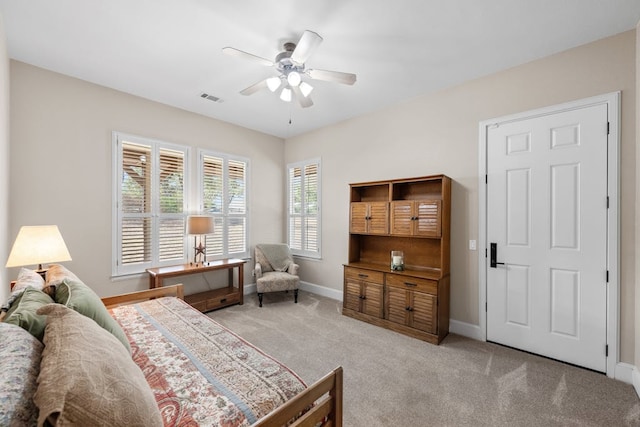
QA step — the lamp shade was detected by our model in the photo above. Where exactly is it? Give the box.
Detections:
[266,76,282,92]
[287,71,301,87]
[299,81,314,97]
[6,225,72,268]
[186,216,215,235]
[280,87,292,102]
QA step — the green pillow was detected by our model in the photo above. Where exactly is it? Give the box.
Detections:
[3,287,54,341]
[55,278,131,353]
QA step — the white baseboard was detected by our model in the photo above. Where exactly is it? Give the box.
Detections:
[243,283,257,295]
[614,362,633,384]
[449,319,484,341]
[243,281,343,302]
[299,281,343,301]
[631,365,640,394]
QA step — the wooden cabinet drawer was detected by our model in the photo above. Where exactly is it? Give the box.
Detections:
[189,299,207,312]
[344,267,384,284]
[185,288,240,312]
[386,274,438,295]
[205,292,240,310]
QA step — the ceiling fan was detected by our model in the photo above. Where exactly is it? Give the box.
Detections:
[222,30,357,108]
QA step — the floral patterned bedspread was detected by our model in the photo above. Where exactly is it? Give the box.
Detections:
[109,297,307,426]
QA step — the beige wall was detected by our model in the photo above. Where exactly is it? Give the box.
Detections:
[0,13,9,304]
[8,61,285,297]
[285,30,637,363]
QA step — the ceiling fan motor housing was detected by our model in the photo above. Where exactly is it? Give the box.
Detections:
[276,43,304,76]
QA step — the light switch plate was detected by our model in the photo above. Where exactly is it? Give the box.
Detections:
[469,240,477,251]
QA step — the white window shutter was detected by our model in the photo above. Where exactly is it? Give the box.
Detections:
[287,159,321,258]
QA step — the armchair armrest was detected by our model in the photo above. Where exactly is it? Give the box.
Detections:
[288,263,299,276]
[254,262,263,279]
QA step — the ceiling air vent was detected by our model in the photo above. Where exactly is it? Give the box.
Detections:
[200,93,222,103]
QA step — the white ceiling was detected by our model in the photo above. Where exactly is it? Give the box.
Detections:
[1,1,639,139]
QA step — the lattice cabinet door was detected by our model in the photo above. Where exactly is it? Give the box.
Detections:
[410,291,437,334]
[390,201,413,235]
[414,200,441,237]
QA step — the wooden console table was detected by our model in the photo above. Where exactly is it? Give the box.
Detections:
[146,258,246,312]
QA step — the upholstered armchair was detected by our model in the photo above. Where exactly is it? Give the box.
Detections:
[254,244,299,307]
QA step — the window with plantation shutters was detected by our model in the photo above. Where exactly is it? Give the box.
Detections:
[200,151,249,259]
[113,133,189,276]
[287,159,321,258]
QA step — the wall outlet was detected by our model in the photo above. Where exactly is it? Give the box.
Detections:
[469,240,477,251]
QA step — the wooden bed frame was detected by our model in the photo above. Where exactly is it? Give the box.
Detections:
[101,284,343,427]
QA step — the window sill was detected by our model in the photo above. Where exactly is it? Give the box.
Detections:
[292,254,322,262]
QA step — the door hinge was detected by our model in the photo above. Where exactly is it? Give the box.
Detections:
[607,122,610,135]
[605,344,609,357]
[485,174,488,184]
[606,270,609,283]
[606,196,609,209]
[485,302,487,312]
[485,248,488,258]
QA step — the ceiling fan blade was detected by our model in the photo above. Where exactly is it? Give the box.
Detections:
[308,69,357,85]
[222,47,273,66]
[292,86,313,108]
[240,79,269,96]
[291,30,323,64]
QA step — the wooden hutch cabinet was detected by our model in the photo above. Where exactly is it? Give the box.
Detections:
[343,175,451,344]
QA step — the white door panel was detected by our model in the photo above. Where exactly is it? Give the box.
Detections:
[487,103,608,372]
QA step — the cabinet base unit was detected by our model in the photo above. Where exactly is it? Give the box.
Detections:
[342,307,443,345]
[344,175,451,345]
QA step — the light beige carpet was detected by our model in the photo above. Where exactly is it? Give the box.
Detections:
[209,290,640,426]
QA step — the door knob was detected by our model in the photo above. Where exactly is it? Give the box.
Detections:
[490,243,505,268]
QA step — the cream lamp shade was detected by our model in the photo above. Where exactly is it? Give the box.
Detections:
[186,216,215,235]
[6,225,72,270]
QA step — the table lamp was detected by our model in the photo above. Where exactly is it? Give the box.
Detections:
[186,215,214,265]
[6,225,72,278]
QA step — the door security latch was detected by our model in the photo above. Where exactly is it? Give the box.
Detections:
[490,243,505,268]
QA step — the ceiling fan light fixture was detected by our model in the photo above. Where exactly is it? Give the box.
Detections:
[287,71,301,87]
[227,30,357,108]
[299,81,314,97]
[266,76,281,92]
[280,87,292,102]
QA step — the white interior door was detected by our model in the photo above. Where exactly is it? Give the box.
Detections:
[486,103,609,372]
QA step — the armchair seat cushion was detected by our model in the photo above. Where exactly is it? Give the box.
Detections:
[256,272,299,293]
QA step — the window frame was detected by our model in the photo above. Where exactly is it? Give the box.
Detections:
[112,132,190,277]
[197,149,250,260]
[287,158,322,259]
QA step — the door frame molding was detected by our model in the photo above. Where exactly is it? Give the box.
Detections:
[478,92,620,378]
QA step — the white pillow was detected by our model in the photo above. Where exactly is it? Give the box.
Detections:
[13,268,45,292]
[1,268,45,312]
